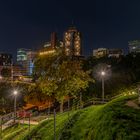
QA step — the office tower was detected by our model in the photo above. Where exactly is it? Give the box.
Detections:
[64,26,81,56]
[17,48,37,76]
[27,51,37,75]
[51,32,57,48]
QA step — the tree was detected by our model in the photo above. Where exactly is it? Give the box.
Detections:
[33,50,93,112]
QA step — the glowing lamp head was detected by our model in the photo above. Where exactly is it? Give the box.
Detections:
[13,90,18,95]
[101,71,105,76]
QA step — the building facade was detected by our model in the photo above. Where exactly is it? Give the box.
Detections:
[93,48,123,58]
[64,27,81,56]
[17,48,37,76]
[0,53,12,78]
[27,51,37,75]
[128,40,140,53]
[39,32,63,56]
[93,48,108,58]
[0,53,12,66]
[51,32,57,48]
[17,48,31,64]
[108,49,123,58]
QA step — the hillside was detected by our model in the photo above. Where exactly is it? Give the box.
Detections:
[3,94,140,140]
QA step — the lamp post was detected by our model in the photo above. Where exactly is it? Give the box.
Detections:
[0,117,2,140]
[53,99,57,140]
[101,71,105,102]
[13,90,18,123]
[138,86,140,104]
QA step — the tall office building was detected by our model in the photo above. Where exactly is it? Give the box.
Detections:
[128,40,140,53]
[17,48,31,64]
[17,48,30,75]
[51,32,57,48]
[27,51,37,75]
[17,48,37,76]
[0,53,12,77]
[64,26,81,56]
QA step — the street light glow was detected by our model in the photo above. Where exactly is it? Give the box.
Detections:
[13,90,18,95]
[101,71,105,76]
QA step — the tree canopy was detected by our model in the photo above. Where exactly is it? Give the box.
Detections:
[30,50,93,112]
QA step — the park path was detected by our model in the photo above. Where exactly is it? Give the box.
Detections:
[17,119,39,125]
[2,119,39,130]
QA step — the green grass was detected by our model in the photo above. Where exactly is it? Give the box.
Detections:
[2,94,140,140]
[2,124,35,140]
[60,95,140,140]
[22,110,77,140]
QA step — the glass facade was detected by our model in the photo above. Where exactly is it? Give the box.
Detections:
[17,48,30,62]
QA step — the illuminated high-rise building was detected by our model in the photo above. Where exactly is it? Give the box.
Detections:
[64,26,81,56]
[17,48,37,76]
[17,48,31,64]
[27,51,37,75]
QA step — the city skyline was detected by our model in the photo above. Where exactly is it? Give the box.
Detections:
[1,0,140,58]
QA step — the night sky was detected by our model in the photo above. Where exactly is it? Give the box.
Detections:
[0,0,140,58]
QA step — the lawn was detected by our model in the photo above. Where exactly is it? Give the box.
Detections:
[2,94,140,140]
[2,124,34,140]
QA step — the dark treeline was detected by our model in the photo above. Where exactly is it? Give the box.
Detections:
[83,53,140,99]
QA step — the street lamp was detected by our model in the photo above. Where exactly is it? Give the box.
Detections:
[101,71,105,102]
[13,90,18,123]
[138,87,140,104]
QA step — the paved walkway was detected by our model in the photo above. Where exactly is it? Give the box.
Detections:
[17,119,39,125]
[2,119,14,130]
[2,119,39,130]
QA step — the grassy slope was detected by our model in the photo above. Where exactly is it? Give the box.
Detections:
[3,124,34,140]
[3,94,140,140]
[62,95,140,140]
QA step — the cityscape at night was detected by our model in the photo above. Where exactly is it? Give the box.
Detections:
[0,0,140,140]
